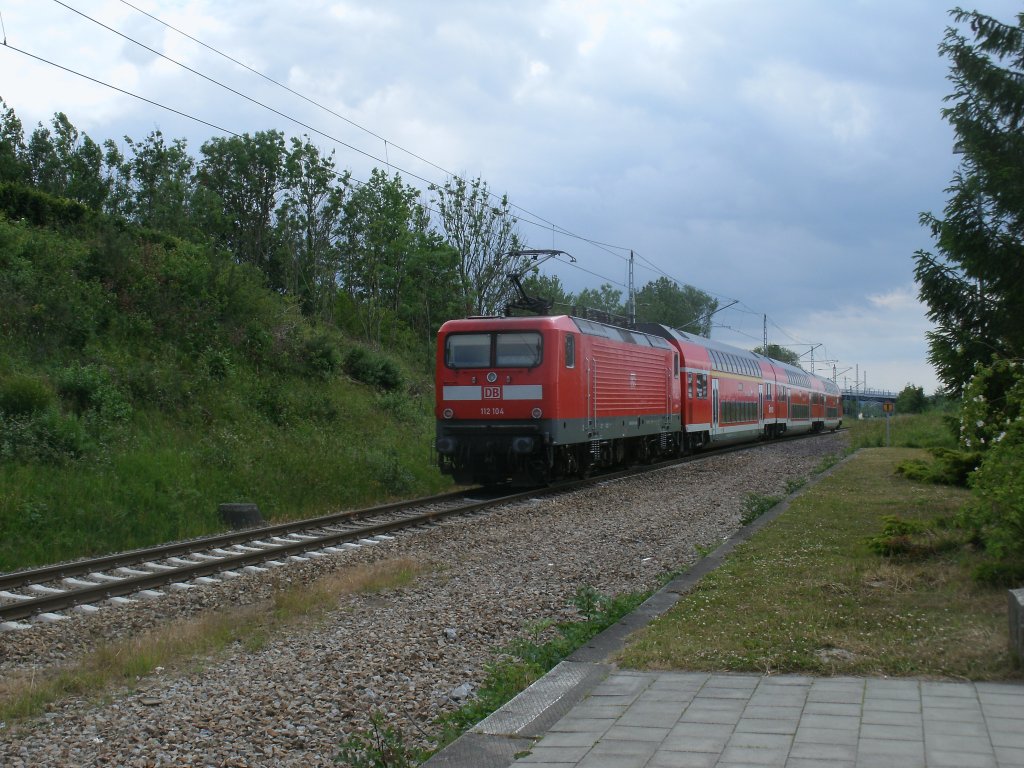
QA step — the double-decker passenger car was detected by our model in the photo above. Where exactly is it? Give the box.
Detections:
[435,315,840,485]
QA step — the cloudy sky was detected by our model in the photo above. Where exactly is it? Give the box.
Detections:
[3,0,1019,394]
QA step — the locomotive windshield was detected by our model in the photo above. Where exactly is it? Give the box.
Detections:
[445,332,543,368]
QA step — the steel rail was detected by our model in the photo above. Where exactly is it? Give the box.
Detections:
[0,489,474,591]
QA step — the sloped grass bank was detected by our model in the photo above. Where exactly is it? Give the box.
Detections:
[620,448,1019,679]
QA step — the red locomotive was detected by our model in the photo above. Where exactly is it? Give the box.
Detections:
[435,315,842,485]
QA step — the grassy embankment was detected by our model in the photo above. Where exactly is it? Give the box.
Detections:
[621,413,1019,679]
[0,190,451,573]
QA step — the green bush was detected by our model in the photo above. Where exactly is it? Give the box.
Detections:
[895,447,981,487]
[0,374,55,416]
[302,334,341,380]
[55,364,131,423]
[0,411,91,464]
[344,347,404,392]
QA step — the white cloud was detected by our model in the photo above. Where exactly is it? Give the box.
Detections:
[740,61,876,145]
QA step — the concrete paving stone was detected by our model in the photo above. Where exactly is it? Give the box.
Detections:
[865,679,920,696]
[549,716,618,733]
[662,727,732,753]
[974,681,1024,694]
[589,679,652,698]
[512,759,576,767]
[994,745,1024,767]
[707,674,761,689]
[536,730,610,748]
[922,693,984,709]
[922,705,985,723]
[861,697,921,714]
[806,688,864,705]
[717,744,790,765]
[585,739,659,759]
[742,705,805,721]
[921,681,977,697]
[798,714,861,731]
[648,749,720,768]
[803,702,862,717]
[602,724,672,743]
[679,706,746,725]
[924,748,998,768]
[926,733,996,753]
[635,689,699,705]
[616,702,687,727]
[980,691,1024,707]
[747,692,811,708]
[784,759,854,768]
[788,740,858,761]
[923,718,988,738]
[854,755,924,768]
[982,704,1024,721]
[513,744,592,763]
[991,729,1024,750]
[734,717,800,735]
[577,754,647,768]
[696,686,757,700]
[857,737,925,760]
[727,731,794,749]
[861,709,922,727]
[763,675,814,686]
[566,704,631,720]
[794,727,860,747]
[859,722,923,741]
[987,716,1024,736]
[686,697,749,712]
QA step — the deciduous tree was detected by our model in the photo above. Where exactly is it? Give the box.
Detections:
[430,175,525,316]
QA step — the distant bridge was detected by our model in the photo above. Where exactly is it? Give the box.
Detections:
[841,388,896,404]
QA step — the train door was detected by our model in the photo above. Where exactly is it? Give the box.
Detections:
[711,378,720,436]
[758,384,764,433]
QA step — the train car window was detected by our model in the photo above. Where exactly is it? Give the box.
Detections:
[674,353,680,378]
[445,333,491,368]
[565,334,576,369]
[766,383,772,400]
[496,332,543,367]
[688,372,694,397]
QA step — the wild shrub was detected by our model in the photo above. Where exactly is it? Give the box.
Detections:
[0,374,54,416]
[302,334,341,380]
[55,364,131,423]
[895,447,981,487]
[866,514,962,559]
[957,359,1024,575]
[344,346,403,392]
[0,410,91,463]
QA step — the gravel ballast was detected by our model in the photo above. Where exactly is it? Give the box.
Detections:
[0,433,848,766]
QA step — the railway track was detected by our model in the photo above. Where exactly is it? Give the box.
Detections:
[0,429,843,629]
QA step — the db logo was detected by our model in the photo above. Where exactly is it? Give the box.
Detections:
[483,386,501,399]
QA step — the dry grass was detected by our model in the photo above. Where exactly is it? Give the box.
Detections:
[0,557,425,724]
[620,449,1021,680]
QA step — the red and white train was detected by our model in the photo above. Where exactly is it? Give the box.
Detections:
[434,314,842,485]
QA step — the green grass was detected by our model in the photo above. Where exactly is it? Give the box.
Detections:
[846,410,957,450]
[619,448,1019,679]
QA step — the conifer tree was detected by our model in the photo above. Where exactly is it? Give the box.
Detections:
[915,8,1024,395]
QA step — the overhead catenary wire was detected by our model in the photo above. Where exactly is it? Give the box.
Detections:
[11,3,833,367]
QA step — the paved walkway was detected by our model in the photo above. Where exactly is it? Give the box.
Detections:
[514,670,1024,768]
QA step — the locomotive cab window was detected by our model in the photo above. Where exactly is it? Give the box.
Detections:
[445,331,543,369]
[445,333,491,368]
[496,332,542,367]
[565,334,576,369]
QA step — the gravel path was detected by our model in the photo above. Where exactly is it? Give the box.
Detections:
[0,433,848,766]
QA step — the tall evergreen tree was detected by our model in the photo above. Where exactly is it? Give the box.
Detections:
[915,8,1024,394]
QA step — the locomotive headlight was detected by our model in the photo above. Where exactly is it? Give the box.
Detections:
[436,437,457,455]
[442,408,454,419]
[531,407,542,419]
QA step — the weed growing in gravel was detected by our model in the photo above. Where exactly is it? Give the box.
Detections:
[740,493,781,525]
[430,585,648,753]
[337,710,427,768]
